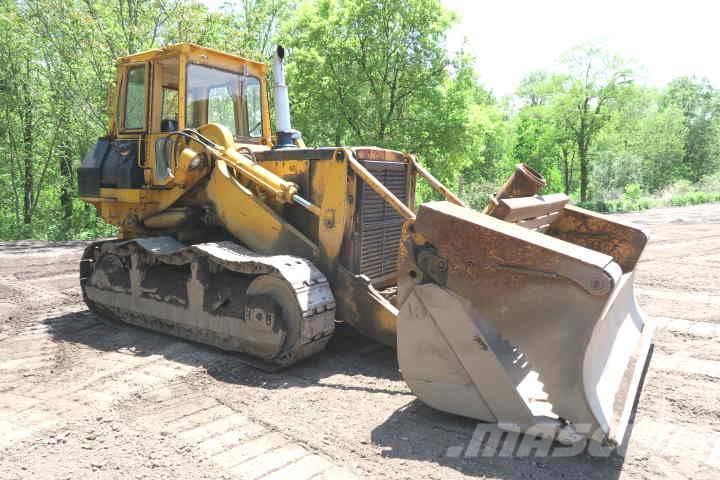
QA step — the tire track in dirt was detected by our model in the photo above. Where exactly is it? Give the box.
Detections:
[0,239,359,478]
[0,319,359,479]
[0,323,199,449]
[131,385,357,479]
[618,205,720,478]
[1,206,720,480]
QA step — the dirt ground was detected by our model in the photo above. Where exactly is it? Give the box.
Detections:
[1,203,719,480]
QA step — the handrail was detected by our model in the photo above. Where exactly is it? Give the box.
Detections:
[346,149,417,220]
[408,155,467,207]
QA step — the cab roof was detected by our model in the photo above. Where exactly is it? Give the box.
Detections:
[117,42,266,70]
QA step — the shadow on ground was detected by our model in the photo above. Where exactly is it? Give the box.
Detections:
[45,307,633,480]
[370,400,632,480]
[44,307,402,394]
[367,349,651,480]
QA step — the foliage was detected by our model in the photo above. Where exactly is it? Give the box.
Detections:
[0,0,719,241]
[578,174,720,213]
[697,170,720,192]
[281,0,487,192]
[662,77,720,182]
[456,180,499,211]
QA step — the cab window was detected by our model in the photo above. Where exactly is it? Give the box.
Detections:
[208,85,237,136]
[161,88,178,126]
[246,80,262,137]
[123,65,146,130]
[186,63,262,139]
[154,56,179,133]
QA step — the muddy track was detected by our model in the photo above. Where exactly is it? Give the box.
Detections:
[1,205,720,480]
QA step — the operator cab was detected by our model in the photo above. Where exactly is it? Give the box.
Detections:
[100,43,272,190]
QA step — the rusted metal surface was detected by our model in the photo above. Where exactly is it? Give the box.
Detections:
[494,193,569,222]
[333,266,398,347]
[548,204,648,273]
[412,201,619,296]
[398,200,653,445]
[516,212,562,232]
[488,190,646,273]
[352,146,406,163]
[484,163,547,217]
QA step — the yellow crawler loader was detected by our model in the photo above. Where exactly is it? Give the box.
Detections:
[78,44,653,446]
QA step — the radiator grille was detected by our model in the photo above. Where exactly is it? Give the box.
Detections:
[356,160,409,282]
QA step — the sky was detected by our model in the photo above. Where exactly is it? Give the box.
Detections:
[443,0,720,96]
[202,0,720,96]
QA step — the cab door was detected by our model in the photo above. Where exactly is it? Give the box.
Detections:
[146,56,181,187]
[102,62,148,190]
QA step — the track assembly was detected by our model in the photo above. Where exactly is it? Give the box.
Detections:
[80,237,336,367]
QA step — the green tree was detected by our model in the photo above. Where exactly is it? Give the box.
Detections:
[4,0,720,239]
[282,0,484,189]
[1,0,289,239]
[513,72,574,193]
[662,77,720,182]
[556,47,634,201]
[284,0,453,146]
[0,0,64,229]
[591,86,686,194]
[637,104,687,191]
[164,0,294,58]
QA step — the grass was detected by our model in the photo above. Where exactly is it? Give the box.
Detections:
[578,174,720,213]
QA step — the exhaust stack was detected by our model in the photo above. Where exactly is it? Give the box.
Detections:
[273,45,300,148]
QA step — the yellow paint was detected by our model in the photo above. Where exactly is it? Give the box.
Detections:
[109,43,271,145]
[312,151,348,271]
[206,158,318,260]
[84,43,421,345]
[198,124,298,203]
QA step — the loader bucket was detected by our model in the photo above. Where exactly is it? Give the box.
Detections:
[397,199,653,446]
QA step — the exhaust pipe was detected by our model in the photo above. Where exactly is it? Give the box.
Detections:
[273,45,301,148]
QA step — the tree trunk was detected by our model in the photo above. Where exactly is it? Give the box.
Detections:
[21,83,33,225]
[578,144,589,202]
[561,147,573,194]
[59,144,73,234]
